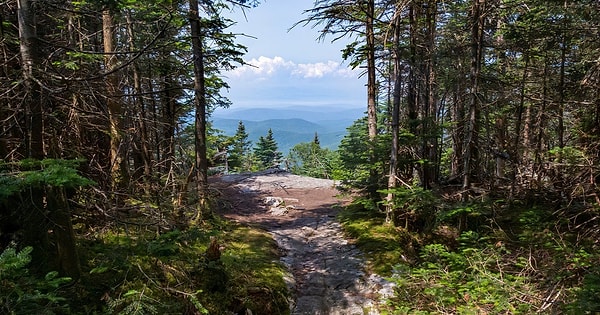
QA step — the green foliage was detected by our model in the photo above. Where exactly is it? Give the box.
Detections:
[379,186,439,231]
[548,146,585,164]
[228,121,253,172]
[75,220,289,314]
[338,204,414,276]
[107,287,159,315]
[219,226,289,313]
[287,140,337,179]
[437,200,493,231]
[0,159,95,201]
[388,236,535,314]
[0,246,71,314]
[569,267,600,313]
[253,129,283,169]
[335,118,371,186]
[334,117,389,190]
[147,230,183,257]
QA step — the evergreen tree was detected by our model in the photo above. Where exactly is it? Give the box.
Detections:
[313,132,320,146]
[253,129,282,169]
[229,121,253,171]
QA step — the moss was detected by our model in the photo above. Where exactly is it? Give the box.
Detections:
[338,204,417,276]
[71,219,290,314]
[221,225,290,314]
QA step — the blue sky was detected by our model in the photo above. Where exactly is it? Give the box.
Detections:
[220,0,366,110]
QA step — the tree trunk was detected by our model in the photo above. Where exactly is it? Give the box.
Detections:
[17,0,50,270]
[407,3,419,181]
[423,0,438,188]
[103,9,126,188]
[189,0,209,219]
[161,65,177,179]
[18,0,80,278]
[386,6,403,224]
[366,0,377,141]
[533,56,549,185]
[18,0,43,160]
[47,187,81,279]
[557,35,567,150]
[125,11,152,184]
[450,80,464,180]
[516,55,529,162]
[462,0,485,191]
[365,0,379,199]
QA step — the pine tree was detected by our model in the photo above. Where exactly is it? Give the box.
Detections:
[253,129,282,169]
[229,121,252,171]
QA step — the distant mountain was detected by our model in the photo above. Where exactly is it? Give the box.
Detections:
[212,118,348,154]
[211,106,364,154]
[212,106,365,124]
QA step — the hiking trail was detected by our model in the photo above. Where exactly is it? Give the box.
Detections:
[213,171,394,314]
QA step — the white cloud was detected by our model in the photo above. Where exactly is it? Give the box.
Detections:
[292,61,335,78]
[227,56,358,79]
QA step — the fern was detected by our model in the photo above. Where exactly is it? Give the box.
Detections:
[0,246,32,274]
[0,246,70,314]
[108,287,159,315]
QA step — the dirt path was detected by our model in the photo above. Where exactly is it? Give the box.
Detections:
[213,171,393,314]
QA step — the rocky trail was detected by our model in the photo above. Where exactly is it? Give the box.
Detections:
[213,171,394,314]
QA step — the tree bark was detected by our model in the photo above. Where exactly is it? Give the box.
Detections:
[365,0,379,199]
[423,0,438,188]
[462,0,485,191]
[103,9,126,188]
[18,0,43,160]
[189,0,209,218]
[450,79,465,180]
[386,5,403,224]
[17,0,49,270]
[125,11,152,183]
[161,65,177,177]
[18,0,80,278]
[48,187,81,279]
[366,0,377,141]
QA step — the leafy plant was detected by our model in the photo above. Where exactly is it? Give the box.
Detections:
[388,236,536,314]
[107,286,159,315]
[253,129,283,169]
[147,230,183,257]
[379,186,439,231]
[0,159,95,201]
[334,116,389,191]
[0,246,71,314]
[569,267,600,313]
[287,140,338,179]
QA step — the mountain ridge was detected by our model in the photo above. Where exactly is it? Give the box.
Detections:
[211,106,364,154]
[212,106,364,123]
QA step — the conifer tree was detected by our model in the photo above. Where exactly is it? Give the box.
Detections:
[229,121,252,171]
[253,129,282,169]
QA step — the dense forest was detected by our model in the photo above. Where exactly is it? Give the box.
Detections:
[1,0,599,314]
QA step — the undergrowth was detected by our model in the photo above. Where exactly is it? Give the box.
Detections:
[0,221,289,314]
[338,201,417,276]
[70,216,290,314]
[0,246,71,314]
[338,193,600,314]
